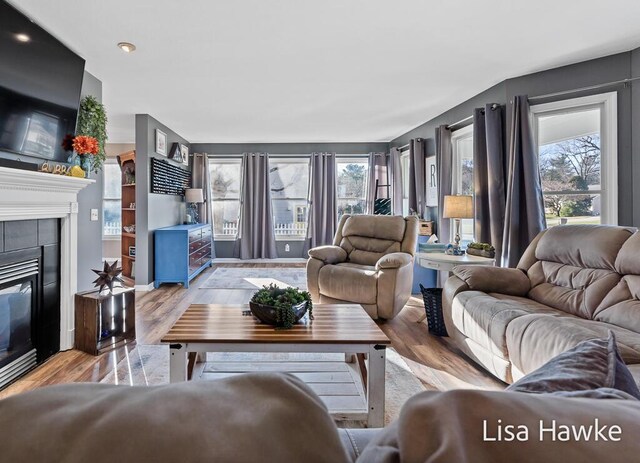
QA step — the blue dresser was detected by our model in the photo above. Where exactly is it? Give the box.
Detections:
[154,224,213,288]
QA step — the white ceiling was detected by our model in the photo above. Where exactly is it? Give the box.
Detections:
[8,0,640,144]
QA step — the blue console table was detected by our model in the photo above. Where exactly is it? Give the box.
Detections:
[154,224,213,288]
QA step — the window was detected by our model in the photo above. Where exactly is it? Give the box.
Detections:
[400,150,410,216]
[337,158,369,220]
[532,92,617,227]
[102,161,121,238]
[210,158,242,239]
[269,159,310,239]
[451,125,474,242]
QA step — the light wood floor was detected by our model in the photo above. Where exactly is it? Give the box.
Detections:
[0,263,504,399]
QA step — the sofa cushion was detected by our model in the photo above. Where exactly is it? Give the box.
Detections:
[318,263,377,304]
[356,389,640,463]
[0,373,350,463]
[595,275,640,332]
[340,235,401,266]
[534,224,633,270]
[506,313,640,378]
[507,332,640,399]
[615,230,640,274]
[336,215,410,266]
[450,291,562,358]
[527,260,621,319]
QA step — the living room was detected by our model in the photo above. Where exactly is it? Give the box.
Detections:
[2,1,640,462]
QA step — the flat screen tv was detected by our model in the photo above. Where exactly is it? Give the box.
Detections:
[0,1,85,165]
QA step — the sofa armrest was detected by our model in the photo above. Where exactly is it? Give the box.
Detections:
[375,252,413,270]
[452,265,530,296]
[308,245,347,264]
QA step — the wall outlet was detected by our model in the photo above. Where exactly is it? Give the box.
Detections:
[285,244,290,252]
[90,209,99,221]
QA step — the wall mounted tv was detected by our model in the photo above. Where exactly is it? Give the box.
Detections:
[0,1,85,166]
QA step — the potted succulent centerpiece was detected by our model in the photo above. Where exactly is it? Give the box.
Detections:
[249,284,313,329]
[466,242,496,259]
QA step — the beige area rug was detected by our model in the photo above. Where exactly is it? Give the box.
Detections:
[100,344,425,425]
[199,267,307,290]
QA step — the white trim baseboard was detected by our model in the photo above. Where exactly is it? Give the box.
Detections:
[135,282,155,292]
[212,258,307,264]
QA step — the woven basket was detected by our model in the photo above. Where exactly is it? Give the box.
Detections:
[419,285,448,336]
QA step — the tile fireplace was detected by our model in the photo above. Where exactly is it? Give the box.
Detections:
[0,167,93,388]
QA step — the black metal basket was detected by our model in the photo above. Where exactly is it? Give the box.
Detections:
[419,285,448,336]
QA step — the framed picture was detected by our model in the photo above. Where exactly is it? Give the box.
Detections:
[128,246,136,257]
[425,156,438,207]
[180,144,189,166]
[155,129,167,156]
[169,143,183,163]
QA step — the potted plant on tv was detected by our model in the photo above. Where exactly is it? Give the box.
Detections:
[249,284,313,329]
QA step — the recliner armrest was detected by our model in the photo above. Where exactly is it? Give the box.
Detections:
[452,265,530,296]
[375,252,413,270]
[308,245,347,264]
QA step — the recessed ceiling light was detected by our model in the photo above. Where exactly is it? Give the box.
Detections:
[15,33,31,43]
[117,42,136,53]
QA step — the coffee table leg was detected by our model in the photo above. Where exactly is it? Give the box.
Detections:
[367,344,386,427]
[169,343,188,383]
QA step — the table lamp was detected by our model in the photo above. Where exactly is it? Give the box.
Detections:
[184,188,204,224]
[443,195,473,247]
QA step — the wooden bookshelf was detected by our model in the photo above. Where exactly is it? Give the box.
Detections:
[117,150,136,287]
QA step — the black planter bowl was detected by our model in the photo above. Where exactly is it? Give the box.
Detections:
[249,301,308,327]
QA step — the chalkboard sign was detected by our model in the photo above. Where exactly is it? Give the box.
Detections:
[151,157,191,195]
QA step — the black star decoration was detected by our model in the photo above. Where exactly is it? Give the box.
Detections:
[92,260,124,293]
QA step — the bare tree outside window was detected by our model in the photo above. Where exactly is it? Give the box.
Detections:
[540,134,601,224]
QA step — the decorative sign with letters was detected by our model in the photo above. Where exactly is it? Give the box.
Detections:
[425,156,438,207]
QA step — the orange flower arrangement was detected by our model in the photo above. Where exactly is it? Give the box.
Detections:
[72,135,99,156]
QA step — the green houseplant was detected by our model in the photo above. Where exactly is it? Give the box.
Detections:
[466,242,496,258]
[75,95,108,173]
[249,284,313,329]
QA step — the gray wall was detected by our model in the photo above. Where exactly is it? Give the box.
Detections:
[190,142,388,258]
[390,51,639,228]
[135,114,190,285]
[77,71,104,291]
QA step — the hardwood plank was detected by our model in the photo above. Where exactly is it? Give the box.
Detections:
[1,262,505,399]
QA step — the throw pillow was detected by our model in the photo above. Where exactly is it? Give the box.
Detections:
[507,331,640,399]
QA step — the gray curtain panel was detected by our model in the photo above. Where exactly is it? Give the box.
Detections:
[235,153,277,259]
[473,104,505,263]
[502,95,547,267]
[304,152,337,252]
[191,152,216,258]
[435,126,453,242]
[366,152,388,214]
[388,147,403,215]
[408,139,426,217]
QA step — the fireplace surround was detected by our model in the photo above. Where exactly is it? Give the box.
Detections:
[0,166,93,383]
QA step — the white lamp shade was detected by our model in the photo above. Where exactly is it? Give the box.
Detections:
[185,188,204,203]
[442,195,473,219]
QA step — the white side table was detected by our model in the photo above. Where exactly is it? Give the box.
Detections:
[415,252,496,323]
[416,252,496,272]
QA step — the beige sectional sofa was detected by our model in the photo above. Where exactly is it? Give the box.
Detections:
[443,225,640,384]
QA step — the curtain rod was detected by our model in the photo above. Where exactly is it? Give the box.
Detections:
[446,115,474,130]
[528,76,640,101]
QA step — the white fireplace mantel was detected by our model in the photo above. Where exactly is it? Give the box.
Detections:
[0,166,94,350]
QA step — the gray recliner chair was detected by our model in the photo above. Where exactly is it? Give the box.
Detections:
[306,214,419,320]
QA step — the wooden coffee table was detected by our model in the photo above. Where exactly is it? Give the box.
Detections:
[162,303,391,427]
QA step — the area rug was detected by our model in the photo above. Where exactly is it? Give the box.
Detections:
[199,267,307,290]
[100,344,425,425]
